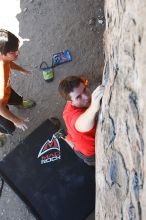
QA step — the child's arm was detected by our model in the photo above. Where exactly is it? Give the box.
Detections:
[10,62,31,75]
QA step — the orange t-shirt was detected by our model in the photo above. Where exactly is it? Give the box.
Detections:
[0,62,11,105]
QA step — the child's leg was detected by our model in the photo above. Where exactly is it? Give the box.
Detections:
[0,115,15,134]
[8,89,23,105]
[8,89,35,109]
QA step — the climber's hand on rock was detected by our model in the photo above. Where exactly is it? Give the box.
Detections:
[90,85,104,112]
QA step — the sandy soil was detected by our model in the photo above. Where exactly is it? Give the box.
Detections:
[0,0,105,219]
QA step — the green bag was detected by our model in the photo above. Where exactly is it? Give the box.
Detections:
[40,61,54,82]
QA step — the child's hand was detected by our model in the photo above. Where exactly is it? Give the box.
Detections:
[24,70,31,75]
[13,117,29,131]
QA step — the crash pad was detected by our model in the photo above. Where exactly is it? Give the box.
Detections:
[0,119,95,220]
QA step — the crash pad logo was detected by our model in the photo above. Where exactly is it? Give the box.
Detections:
[37,135,61,164]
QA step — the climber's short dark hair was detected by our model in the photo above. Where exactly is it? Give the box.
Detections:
[58,76,85,100]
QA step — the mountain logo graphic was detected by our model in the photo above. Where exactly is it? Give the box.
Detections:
[37,134,61,164]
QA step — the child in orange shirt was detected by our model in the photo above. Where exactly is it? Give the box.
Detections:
[0,29,35,145]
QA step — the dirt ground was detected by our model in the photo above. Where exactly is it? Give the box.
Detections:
[0,0,105,219]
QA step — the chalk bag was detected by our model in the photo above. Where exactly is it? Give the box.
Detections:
[40,61,54,82]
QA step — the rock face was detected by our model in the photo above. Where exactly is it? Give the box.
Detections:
[95,0,146,219]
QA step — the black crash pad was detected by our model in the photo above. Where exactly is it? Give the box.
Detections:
[0,119,95,220]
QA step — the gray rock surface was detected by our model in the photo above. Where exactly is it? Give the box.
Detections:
[96,0,146,219]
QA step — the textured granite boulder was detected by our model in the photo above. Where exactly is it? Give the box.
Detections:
[95,0,146,219]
